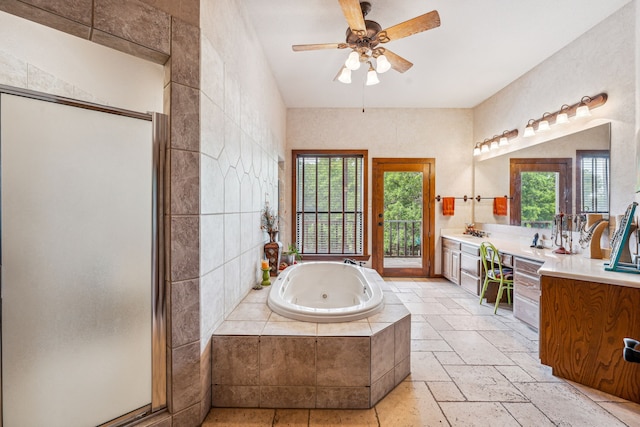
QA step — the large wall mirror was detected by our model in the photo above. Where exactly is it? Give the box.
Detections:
[474,123,610,229]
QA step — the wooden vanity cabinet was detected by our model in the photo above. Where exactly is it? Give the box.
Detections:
[459,244,481,295]
[442,238,460,285]
[513,257,543,330]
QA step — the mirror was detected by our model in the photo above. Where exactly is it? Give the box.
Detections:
[474,123,610,228]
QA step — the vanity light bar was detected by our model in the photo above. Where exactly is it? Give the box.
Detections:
[523,93,608,137]
[473,129,519,156]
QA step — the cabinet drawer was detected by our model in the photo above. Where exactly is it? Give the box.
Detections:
[460,271,480,296]
[515,283,540,302]
[514,257,543,275]
[461,243,479,256]
[460,253,480,276]
[514,295,539,330]
[443,239,461,250]
[514,271,540,302]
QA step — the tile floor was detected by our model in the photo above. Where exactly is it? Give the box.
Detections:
[203,277,640,426]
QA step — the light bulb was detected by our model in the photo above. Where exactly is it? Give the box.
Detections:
[376,54,391,73]
[345,51,361,70]
[338,67,351,84]
[366,69,380,86]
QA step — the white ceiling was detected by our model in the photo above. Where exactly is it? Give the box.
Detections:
[244,0,631,109]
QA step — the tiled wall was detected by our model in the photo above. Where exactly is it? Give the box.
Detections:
[199,0,287,419]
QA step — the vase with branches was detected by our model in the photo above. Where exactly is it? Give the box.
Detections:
[260,202,279,242]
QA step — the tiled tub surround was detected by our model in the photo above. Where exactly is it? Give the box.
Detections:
[211,278,411,409]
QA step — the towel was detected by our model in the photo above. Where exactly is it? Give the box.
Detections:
[493,197,508,216]
[442,197,455,216]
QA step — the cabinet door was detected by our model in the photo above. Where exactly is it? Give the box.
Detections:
[442,247,450,280]
[451,251,460,284]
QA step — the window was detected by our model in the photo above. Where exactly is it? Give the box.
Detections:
[510,158,572,228]
[292,150,368,257]
[576,150,609,214]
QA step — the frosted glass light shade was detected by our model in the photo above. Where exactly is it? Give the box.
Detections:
[538,119,550,131]
[490,140,499,150]
[338,67,352,84]
[499,136,509,146]
[376,54,391,73]
[366,69,380,86]
[473,146,481,156]
[481,144,490,153]
[576,105,591,118]
[345,51,361,70]
[523,125,535,137]
[556,112,569,124]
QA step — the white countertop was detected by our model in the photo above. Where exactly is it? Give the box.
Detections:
[441,232,640,290]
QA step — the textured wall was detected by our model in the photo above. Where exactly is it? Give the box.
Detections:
[474,3,636,217]
[286,108,474,275]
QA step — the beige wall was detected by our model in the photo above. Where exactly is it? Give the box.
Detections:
[474,2,636,217]
[286,108,473,274]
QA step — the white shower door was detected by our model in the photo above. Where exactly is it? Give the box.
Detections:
[1,92,160,426]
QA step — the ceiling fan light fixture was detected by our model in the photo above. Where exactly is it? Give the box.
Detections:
[376,54,391,73]
[338,67,352,84]
[345,51,361,70]
[366,62,380,86]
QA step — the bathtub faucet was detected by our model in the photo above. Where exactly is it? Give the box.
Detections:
[344,258,358,265]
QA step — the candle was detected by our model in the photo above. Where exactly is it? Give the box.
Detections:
[261,259,269,270]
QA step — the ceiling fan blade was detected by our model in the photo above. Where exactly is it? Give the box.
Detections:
[378,10,441,43]
[382,49,413,73]
[338,0,367,36]
[292,43,347,52]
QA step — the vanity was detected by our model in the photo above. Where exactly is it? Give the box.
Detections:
[441,231,640,404]
[441,233,549,330]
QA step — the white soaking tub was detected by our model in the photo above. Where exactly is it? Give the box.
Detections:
[267,261,384,322]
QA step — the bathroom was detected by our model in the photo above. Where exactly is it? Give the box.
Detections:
[0,0,639,426]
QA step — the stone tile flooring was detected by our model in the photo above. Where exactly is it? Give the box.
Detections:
[203,277,640,426]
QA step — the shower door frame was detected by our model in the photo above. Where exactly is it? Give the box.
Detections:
[0,85,167,426]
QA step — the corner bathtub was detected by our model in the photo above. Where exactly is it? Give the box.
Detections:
[267,261,384,322]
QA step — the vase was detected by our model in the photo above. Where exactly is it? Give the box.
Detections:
[264,240,282,276]
[268,230,278,243]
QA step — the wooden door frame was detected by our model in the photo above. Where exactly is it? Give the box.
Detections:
[372,158,435,277]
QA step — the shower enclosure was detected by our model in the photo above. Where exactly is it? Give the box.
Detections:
[0,87,166,426]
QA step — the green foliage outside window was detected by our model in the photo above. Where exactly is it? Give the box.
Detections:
[521,172,557,228]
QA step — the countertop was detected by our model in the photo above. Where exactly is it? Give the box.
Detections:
[441,232,640,290]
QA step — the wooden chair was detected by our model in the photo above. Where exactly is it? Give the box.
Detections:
[478,241,514,314]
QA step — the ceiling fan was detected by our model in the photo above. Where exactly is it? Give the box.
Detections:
[292,0,441,85]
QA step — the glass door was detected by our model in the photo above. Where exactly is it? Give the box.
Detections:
[372,159,434,277]
[1,91,165,427]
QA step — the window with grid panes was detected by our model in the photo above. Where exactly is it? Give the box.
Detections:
[293,150,367,256]
[576,150,609,214]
